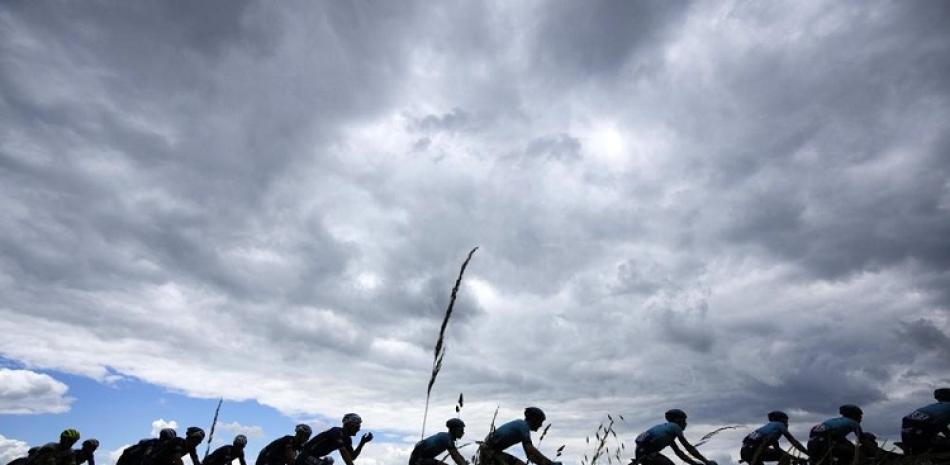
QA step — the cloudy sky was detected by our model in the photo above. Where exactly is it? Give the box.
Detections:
[2,1,949,464]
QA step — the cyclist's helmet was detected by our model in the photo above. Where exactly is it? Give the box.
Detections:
[767,411,789,423]
[665,409,687,422]
[186,427,206,441]
[524,407,546,422]
[295,424,312,437]
[839,405,863,420]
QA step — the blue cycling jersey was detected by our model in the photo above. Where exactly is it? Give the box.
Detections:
[809,417,861,440]
[905,402,950,427]
[635,422,683,451]
[413,432,454,459]
[744,421,788,445]
[487,420,532,450]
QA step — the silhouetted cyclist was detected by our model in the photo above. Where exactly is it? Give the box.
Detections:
[117,428,178,465]
[29,429,82,465]
[74,440,99,465]
[807,405,863,465]
[857,432,899,463]
[901,387,950,455]
[144,427,205,465]
[205,436,248,465]
[296,414,373,465]
[634,409,712,465]
[740,411,808,465]
[409,419,468,465]
[479,407,561,465]
[257,425,312,465]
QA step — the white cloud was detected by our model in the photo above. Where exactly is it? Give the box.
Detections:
[0,368,73,414]
[107,445,132,465]
[356,442,415,465]
[0,434,30,465]
[151,419,179,437]
[215,421,264,439]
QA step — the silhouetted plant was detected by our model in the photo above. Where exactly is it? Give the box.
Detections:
[694,425,741,447]
[204,398,223,459]
[421,247,478,439]
[581,415,624,465]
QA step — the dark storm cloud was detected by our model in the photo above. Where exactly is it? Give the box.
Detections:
[658,2,950,284]
[530,0,692,79]
[2,1,950,462]
[900,319,950,356]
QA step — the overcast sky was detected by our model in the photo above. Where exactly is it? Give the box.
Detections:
[2,1,949,464]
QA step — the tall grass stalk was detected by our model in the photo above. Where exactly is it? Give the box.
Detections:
[583,415,623,465]
[526,424,552,465]
[694,425,741,447]
[204,398,223,460]
[421,247,478,439]
[474,405,501,465]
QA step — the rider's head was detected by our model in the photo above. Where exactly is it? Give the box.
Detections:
[60,429,81,448]
[185,427,206,448]
[839,404,863,422]
[935,388,950,402]
[81,439,99,452]
[342,413,362,436]
[767,411,789,425]
[524,407,546,431]
[665,409,688,429]
[159,428,178,441]
[294,424,313,444]
[446,418,465,440]
[233,435,247,449]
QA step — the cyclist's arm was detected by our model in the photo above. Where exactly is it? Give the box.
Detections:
[675,435,708,464]
[669,443,702,465]
[338,447,356,465]
[853,425,863,440]
[523,441,554,465]
[447,444,468,465]
[190,450,202,465]
[351,443,365,460]
[782,432,808,454]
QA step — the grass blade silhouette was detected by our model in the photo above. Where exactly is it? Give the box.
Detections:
[527,424,552,465]
[475,405,500,465]
[421,247,479,439]
[694,425,741,447]
[204,398,223,460]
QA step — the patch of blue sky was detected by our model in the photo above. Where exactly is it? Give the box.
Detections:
[0,360,295,461]
[1,357,410,464]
